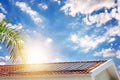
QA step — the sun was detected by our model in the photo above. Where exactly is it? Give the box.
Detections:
[26,49,48,64]
[24,41,51,64]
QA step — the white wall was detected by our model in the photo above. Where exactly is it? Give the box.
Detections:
[0,74,91,80]
[95,70,112,80]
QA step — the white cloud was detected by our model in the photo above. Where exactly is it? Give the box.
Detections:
[0,13,5,21]
[108,37,115,43]
[0,56,10,65]
[83,10,113,27]
[16,2,42,24]
[106,26,120,36]
[61,0,120,27]
[118,0,120,13]
[93,48,115,57]
[45,38,53,44]
[70,34,106,52]
[30,0,35,3]
[70,34,79,43]
[93,48,120,59]
[116,50,120,59]
[52,0,61,5]
[68,21,81,29]
[0,3,7,14]
[38,3,48,10]
[69,17,120,52]
[84,7,120,27]
[7,23,23,30]
[61,0,115,17]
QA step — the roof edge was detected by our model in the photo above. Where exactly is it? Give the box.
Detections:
[0,60,107,66]
[90,59,120,80]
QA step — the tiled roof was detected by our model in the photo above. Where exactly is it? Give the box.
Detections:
[0,60,106,76]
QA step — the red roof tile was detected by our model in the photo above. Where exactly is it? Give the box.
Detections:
[0,60,106,76]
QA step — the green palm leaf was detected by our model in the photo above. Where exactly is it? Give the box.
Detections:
[0,19,25,63]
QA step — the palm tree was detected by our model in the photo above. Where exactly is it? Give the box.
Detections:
[0,19,25,63]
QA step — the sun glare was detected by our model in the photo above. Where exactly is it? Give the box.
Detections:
[26,48,48,64]
[24,38,53,64]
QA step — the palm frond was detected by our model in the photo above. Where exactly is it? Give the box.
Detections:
[0,19,25,63]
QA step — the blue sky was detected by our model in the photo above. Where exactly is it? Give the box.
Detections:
[0,0,120,75]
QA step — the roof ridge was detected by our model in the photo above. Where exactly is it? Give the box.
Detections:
[0,60,107,66]
[0,60,107,76]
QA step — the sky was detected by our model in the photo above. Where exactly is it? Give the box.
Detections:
[0,0,120,75]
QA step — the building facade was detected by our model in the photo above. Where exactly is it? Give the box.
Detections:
[0,60,119,80]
